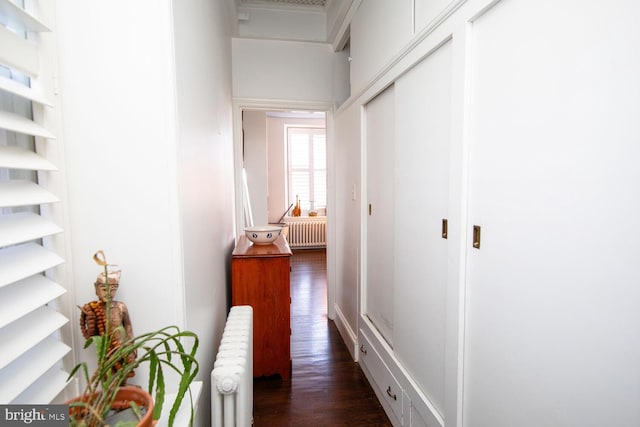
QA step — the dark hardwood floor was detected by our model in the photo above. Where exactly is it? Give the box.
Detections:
[253,248,392,426]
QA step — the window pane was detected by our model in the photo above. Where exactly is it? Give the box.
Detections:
[290,170,310,206]
[287,126,326,212]
[313,135,326,169]
[314,173,327,208]
[289,134,309,168]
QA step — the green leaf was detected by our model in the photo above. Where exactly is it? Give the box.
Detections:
[152,363,165,421]
[148,351,158,395]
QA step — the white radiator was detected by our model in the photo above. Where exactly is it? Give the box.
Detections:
[211,305,253,427]
[285,217,327,248]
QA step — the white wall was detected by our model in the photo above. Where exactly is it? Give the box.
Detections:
[55,1,235,425]
[232,38,336,103]
[349,0,413,96]
[332,46,351,107]
[56,0,183,352]
[243,110,269,225]
[331,102,361,355]
[266,115,287,223]
[171,1,236,426]
[414,0,455,32]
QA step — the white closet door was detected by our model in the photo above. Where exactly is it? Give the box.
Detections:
[365,85,395,344]
[464,1,640,426]
[393,39,453,416]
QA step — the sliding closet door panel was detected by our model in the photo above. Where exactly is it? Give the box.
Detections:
[464,1,640,426]
[393,40,452,416]
[365,85,395,344]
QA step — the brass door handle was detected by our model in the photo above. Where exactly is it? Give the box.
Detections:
[473,225,481,249]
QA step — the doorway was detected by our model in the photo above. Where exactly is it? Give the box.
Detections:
[232,100,335,320]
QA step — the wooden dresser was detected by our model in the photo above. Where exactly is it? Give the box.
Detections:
[231,235,292,379]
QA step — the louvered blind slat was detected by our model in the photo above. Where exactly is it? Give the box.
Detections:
[0,76,52,106]
[0,338,70,404]
[0,275,66,328]
[0,243,64,289]
[0,25,38,76]
[0,109,56,138]
[0,306,68,370]
[0,212,63,247]
[0,0,51,32]
[0,145,56,170]
[0,180,59,208]
[11,369,69,405]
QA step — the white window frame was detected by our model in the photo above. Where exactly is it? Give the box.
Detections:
[285,125,326,214]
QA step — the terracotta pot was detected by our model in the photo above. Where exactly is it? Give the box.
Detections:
[67,385,155,427]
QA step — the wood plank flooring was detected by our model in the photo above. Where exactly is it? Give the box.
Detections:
[253,248,392,426]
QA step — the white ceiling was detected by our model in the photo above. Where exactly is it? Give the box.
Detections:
[234,0,350,48]
[240,0,327,7]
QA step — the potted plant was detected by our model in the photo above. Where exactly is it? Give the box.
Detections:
[67,251,199,427]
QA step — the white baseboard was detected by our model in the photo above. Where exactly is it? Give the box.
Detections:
[332,303,358,360]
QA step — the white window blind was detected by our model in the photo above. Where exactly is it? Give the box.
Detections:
[287,127,326,212]
[0,0,70,404]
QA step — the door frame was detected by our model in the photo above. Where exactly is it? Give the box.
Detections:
[232,98,336,320]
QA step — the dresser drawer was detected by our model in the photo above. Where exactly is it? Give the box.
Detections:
[359,329,403,424]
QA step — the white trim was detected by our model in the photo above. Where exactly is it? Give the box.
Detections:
[324,111,336,320]
[329,0,361,52]
[333,303,357,359]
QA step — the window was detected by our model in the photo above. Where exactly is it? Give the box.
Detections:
[0,1,71,404]
[286,126,326,213]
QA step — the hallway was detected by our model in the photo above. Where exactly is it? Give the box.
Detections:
[252,249,392,426]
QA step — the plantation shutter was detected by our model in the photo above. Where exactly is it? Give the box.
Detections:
[0,0,71,404]
[312,133,326,209]
[288,132,311,209]
[287,127,326,211]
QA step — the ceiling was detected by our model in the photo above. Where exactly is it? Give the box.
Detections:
[234,0,349,48]
[240,0,327,7]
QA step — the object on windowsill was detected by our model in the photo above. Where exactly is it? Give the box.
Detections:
[308,211,318,217]
[292,195,301,217]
